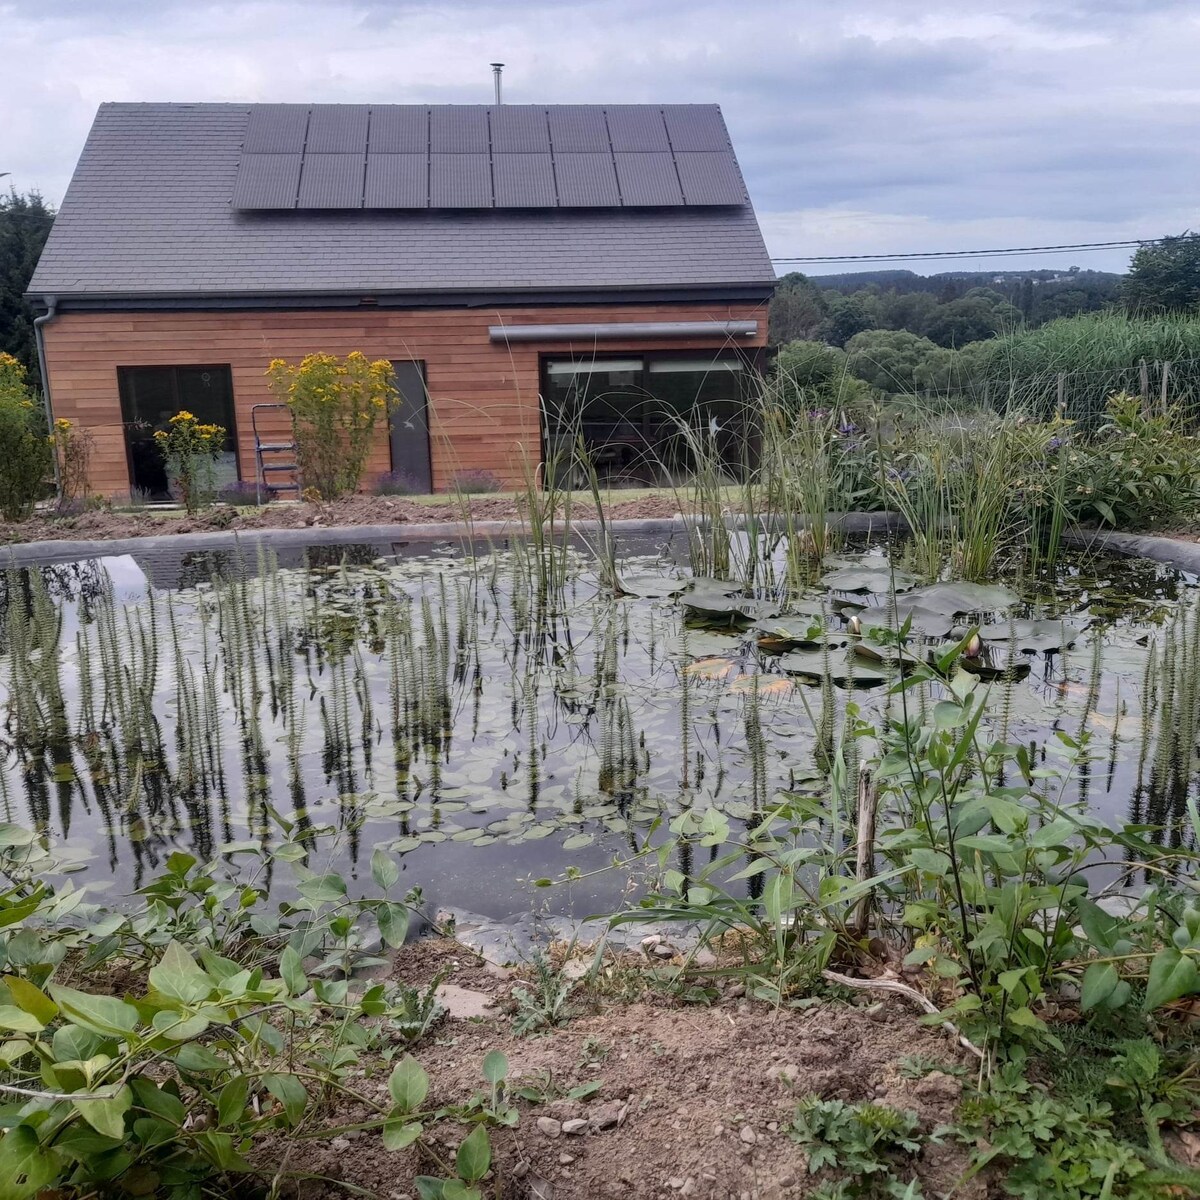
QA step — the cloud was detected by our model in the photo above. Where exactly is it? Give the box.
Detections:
[5,0,1198,274]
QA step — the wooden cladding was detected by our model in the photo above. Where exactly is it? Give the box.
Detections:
[40,300,768,499]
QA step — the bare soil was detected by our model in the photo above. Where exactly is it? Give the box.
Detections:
[1,494,685,547]
[267,938,985,1200]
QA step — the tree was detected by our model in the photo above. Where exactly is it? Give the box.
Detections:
[818,294,874,347]
[844,329,947,394]
[767,272,829,345]
[0,190,56,380]
[923,294,1020,348]
[1123,233,1200,313]
[772,339,875,407]
[863,289,939,337]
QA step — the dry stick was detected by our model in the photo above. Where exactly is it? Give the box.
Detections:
[850,766,878,939]
[821,969,985,1061]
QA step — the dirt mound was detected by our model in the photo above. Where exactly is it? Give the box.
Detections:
[1,494,685,547]
[273,939,981,1200]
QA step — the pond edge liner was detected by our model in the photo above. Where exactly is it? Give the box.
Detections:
[3,512,1193,573]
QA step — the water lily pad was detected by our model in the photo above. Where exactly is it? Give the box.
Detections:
[681,594,780,621]
[822,566,919,594]
[619,574,688,599]
[668,630,746,658]
[977,619,1085,652]
[906,581,1020,616]
[753,617,847,650]
[777,647,890,686]
[855,605,954,639]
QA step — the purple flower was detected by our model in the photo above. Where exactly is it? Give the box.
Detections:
[1046,437,1064,453]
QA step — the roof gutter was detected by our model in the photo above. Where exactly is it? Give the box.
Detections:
[488,320,759,343]
[33,296,60,493]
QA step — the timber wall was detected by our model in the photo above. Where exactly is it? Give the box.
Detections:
[40,300,768,498]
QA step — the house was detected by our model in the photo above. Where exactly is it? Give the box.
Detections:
[28,102,775,499]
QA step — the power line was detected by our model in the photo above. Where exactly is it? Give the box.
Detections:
[770,239,1148,265]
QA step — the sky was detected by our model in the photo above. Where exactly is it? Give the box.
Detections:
[4,0,1199,277]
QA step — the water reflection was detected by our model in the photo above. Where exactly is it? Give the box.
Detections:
[0,539,1194,915]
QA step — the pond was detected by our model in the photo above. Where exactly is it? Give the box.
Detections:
[0,530,1193,923]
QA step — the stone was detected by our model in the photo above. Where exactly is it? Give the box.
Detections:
[330,1136,350,1151]
[692,947,717,967]
[512,1161,530,1178]
[652,942,677,959]
[590,1100,627,1130]
[767,1062,799,1086]
[739,1125,757,1144]
[434,983,497,1020]
[537,1116,562,1138]
[667,1178,686,1189]
[559,1152,576,1165]
[562,1118,589,1135]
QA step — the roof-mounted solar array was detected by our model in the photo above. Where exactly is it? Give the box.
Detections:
[230,103,747,211]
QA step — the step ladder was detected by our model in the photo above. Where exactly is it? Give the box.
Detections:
[251,402,302,504]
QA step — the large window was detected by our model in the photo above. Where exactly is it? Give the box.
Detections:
[541,353,752,484]
[117,366,238,500]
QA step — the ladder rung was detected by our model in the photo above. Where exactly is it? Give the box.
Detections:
[261,463,298,474]
[257,442,295,453]
[269,482,301,492]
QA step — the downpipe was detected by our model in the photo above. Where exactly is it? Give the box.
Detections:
[33,294,60,495]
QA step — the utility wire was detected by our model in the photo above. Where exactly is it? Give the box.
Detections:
[770,239,1149,264]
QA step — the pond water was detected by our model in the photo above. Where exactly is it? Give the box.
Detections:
[0,531,1192,921]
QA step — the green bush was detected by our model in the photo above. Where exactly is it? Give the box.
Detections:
[0,353,52,521]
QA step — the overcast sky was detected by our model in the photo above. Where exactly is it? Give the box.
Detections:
[5,0,1198,275]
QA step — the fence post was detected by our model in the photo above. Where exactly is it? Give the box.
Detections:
[1161,360,1171,417]
[1140,358,1150,408]
[1056,372,1066,414]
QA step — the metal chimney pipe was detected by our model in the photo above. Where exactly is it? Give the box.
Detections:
[490,62,504,104]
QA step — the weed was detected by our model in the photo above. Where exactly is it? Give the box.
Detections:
[789,1096,928,1199]
[512,953,575,1035]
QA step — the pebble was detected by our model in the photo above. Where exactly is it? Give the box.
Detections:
[537,1116,562,1138]
[562,1118,589,1135]
[330,1136,350,1151]
[559,1152,576,1165]
[590,1100,627,1130]
[512,1161,530,1179]
[667,1178,686,1190]
[653,942,677,959]
[767,1063,799,1085]
[739,1125,757,1144]
[766,1121,778,1132]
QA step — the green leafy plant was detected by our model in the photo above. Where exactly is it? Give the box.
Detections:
[267,351,398,500]
[0,352,52,522]
[153,410,226,513]
[789,1096,927,1199]
[511,953,576,1035]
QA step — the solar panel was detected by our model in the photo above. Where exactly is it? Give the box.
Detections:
[297,153,365,208]
[364,153,428,208]
[554,152,621,206]
[605,106,670,152]
[430,107,489,153]
[233,103,748,210]
[613,152,684,205]
[243,105,309,153]
[674,151,746,205]
[490,106,551,153]
[429,153,492,207]
[548,106,610,152]
[493,153,556,207]
[307,105,369,153]
[370,107,428,152]
[232,153,302,208]
[661,105,729,151]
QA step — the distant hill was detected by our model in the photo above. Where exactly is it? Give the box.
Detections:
[807,267,1125,294]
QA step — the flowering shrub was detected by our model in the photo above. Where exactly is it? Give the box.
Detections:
[0,352,52,521]
[49,417,94,511]
[153,411,226,513]
[450,468,503,494]
[375,469,421,496]
[266,353,397,500]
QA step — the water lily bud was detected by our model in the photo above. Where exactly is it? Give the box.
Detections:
[847,614,862,636]
[964,633,983,658]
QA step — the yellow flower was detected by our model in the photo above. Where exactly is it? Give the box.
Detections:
[54,417,72,431]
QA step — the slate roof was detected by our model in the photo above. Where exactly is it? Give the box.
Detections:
[29,102,775,302]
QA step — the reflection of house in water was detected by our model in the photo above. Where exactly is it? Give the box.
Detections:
[127,540,397,591]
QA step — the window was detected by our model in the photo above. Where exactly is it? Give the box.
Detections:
[541,353,752,483]
[118,366,238,500]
